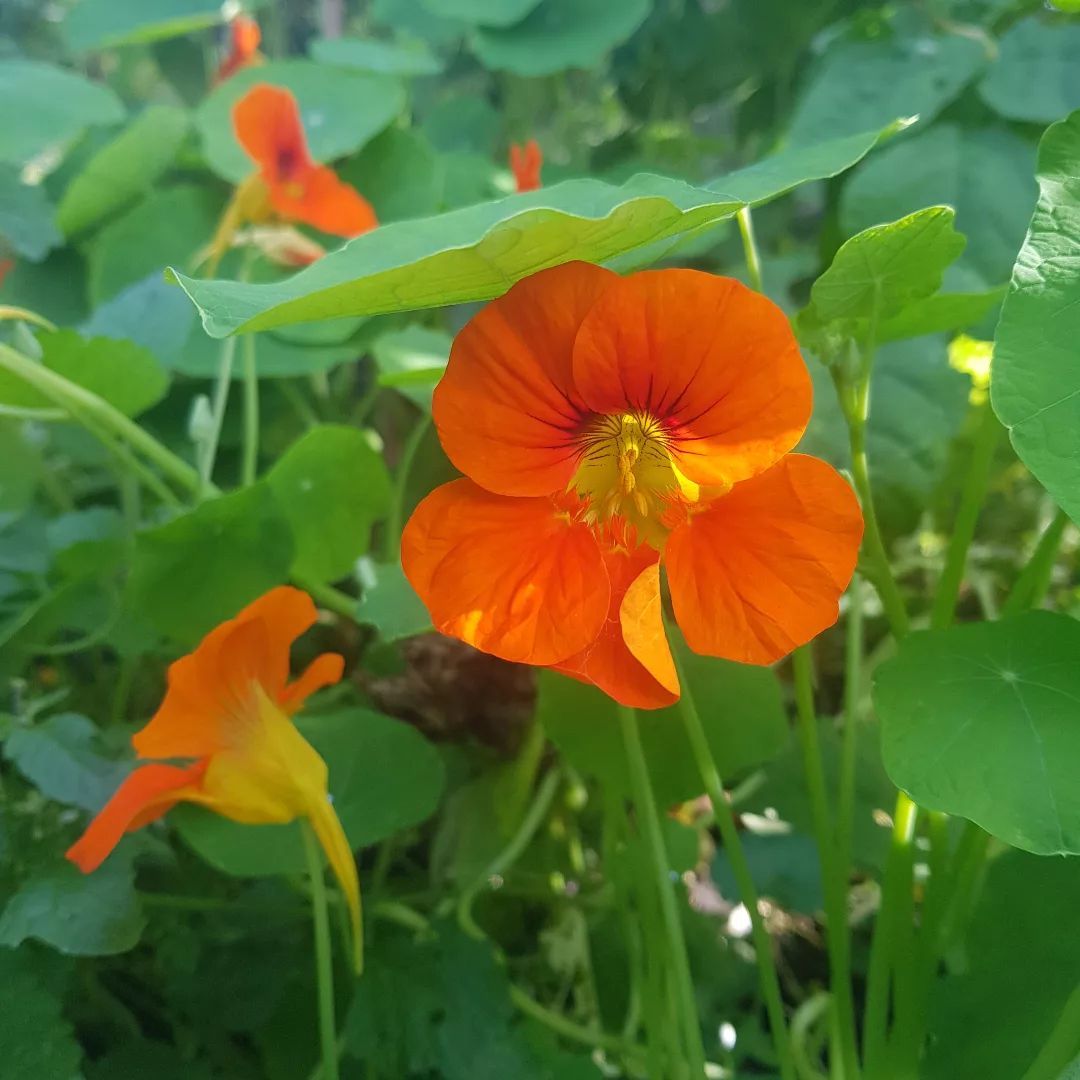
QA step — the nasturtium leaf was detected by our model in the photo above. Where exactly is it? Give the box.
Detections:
[89,184,222,304]
[787,28,984,145]
[0,167,60,261]
[3,713,130,812]
[712,832,823,913]
[266,425,392,581]
[56,105,190,236]
[0,248,89,327]
[0,853,144,956]
[422,0,541,27]
[63,0,227,50]
[174,708,445,876]
[420,95,500,155]
[47,507,126,580]
[540,640,788,806]
[841,125,1036,286]
[0,953,82,1080]
[372,324,451,407]
[126,484,294,645]
[338,127,441,224]
[471,0,651,76]
[992,110,1080,528]
[169,176,744,336]
[310,35,444,75]
[179,324,360,378]
[874,612,1080,855]
[924,851,1080,1080]
[0,60,124,166]
[85,1042,214,1080]
[876,286,1005,343]
[0,329,169,418]
[356,561,431,641]
[373,0,467,44]
[196,61,406,184]
[979,16,1080,124]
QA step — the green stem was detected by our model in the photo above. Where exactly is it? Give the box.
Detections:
[302,821,341,1080]
[618,703,708,1079]
[385,414,431,560]
[670,670,796,1080]
[198,335,237,495]
[792,648,860,1080]
[837,582,864,887]
[1002,507,1070,617]
[930,399,1001,630]
[737,206,764,293]
[791,993,832,1080]
[241,331,259,486]
[936,822,991,957]
[1021,983,1080,1080]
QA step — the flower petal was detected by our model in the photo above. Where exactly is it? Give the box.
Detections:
[402,478,609,665]
[555,548,678,709]
[571,269,812,488]
[268,164,378,237]
[665,455,863,664]
[432,261,616,496]
[232,83,313,184]
[280,653,346,714]
[66,761,207,873]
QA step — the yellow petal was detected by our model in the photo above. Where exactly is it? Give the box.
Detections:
[619,562,679,696]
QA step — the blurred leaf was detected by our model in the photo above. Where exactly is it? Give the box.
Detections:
[875,612,1080,854]
[0,952,82,1080]
[712,832,823,912]
[925,851,1080,1079]
[372,0,467,44]
[196,60,405,184]
[993,110,1080,526]
[420,96,499,154]
[0,249,89,326]
[423,0,541,26]
[787,28,984,145]
[0,329,169,418]
[266,425,392,582]
[339,127,441,223]
[372,324,451,407]
[126,484,294,644]
[169,176,745,336]
[63,0,227,50]
[180,327,360,378]
[310,35,443,75]
[0,167,60,261]
[56,105,190,236]
[0,853,145,956]
[978,16,1080,124]
[472,0,652,76]
[174,708,445,876]
[47,507,126,579]
[357,561,431,641]
[4,713,130,812]
[0,60,124,165]
[841,125,1036,286]
[541,635,788,806]
[0,421,42,513]
[85,1041,214,1080]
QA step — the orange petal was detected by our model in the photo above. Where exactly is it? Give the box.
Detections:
[665,455,863,664]
[268,164,378,237]
[571,270,812,489]
[510,139,542,192]
[280,653,345,714]
[133,587,329,759]
[432,261,616,497]
[555,548,678,710]
[66,761,207,873]
[401,478,609,665]
[232,83,314,185]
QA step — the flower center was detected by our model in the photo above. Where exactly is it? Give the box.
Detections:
[571,412,697,548]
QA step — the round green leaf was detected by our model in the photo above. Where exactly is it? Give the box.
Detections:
[874,612,1080,855]
[979,16,1080,125]
[0,166,60,261]
[471,0,652,76]
[266,425,392,582]
[179,325,361,378]
[196,60,406,183]
[310,35,443,75]
[422,0,541,28]
[338,127,441,223]
[356,561,431,641]
[174,708,445,876]
[63,0,228,50]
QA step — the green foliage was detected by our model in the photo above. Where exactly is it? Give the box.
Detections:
[0,953,82,1080]
[0,167,60,260]
[63,0,227,51]
[310,35,444,76]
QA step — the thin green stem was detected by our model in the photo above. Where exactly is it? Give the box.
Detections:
[385,414,431,560]
[936,822,991,957]
[837,583,864,884]
[737,206,764,293]
[1020,984,1080,1080]
[241,331,259,486]
[618,702,707,1080]
[791,993,832,1080]
[930,399,1002,629]
[669,665,796,1080]
[1002,507,1070,617]
[792,648,860,1080]
[198,335,237,495]
[302,821,341,1080]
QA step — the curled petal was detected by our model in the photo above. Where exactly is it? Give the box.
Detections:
[402,478,609,665]
[572,269,812,488]
[432,261,615,496]
[665,455,863,664]
[280,653,346,714]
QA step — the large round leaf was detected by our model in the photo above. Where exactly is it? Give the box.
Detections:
[196,60,405,183]
[422,0,541,28]
[874,611,1080,855]
[63,0,229,50]
[174,709,445,876]
[310,35,443,75]
[0,167,60,261]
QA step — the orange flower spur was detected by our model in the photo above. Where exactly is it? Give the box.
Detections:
[402,262,864,710]
[66,587,363,968]
[214,13,263,84]
[510,139,543,192]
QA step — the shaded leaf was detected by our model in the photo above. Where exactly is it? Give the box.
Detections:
[0,952,82,1080]
[356,561,431,641]
[64,0,226,50]
[0,167,60,261]
[310,35,443,75]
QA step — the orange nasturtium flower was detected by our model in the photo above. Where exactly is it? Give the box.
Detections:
[215,13,263,84]
[66,587,362,967]
[510,139,543,192]
[402,263,864,710]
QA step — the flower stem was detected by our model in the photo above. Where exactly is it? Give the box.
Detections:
[384,414,431,560]
[198,335,237,496]
[1002,506,1070,617]
[241,331,259,486]
[302,820,341,1080]
[737,206,765,293]
[837,582,864,887]
[668,668,797,1080]
[617,702,708,1079]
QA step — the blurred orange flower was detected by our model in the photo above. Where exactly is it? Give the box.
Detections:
[402,263,863,709]
[66,587,362,967]
[215,14,263,84]
[510,139,542,192]
[0,258,12,287]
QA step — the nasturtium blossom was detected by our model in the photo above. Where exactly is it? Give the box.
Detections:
[510,139,543,192]
[402,263,864,709]
[215,14,263,84]
[66,587,362,966]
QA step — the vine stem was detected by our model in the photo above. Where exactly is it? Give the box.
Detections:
[1001,506,1069,617]
[384,414,431,560]
[837,582,864,887]
[737,206,764,293]
[617,702,708,1079]
[669,655,797,1080]
[198,334,237,495]
[302,821,341,1080]
[241,331,259,486]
